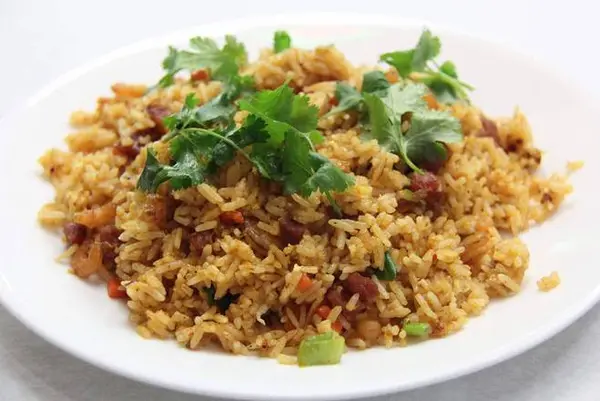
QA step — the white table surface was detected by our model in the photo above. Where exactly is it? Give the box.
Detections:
[1,0,599,400]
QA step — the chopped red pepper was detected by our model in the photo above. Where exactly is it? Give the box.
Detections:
[107,277,128,299]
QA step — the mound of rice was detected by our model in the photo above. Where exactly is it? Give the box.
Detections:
[38,44,575,364]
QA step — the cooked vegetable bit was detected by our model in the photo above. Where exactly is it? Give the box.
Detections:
[403,322,431,337]
[375,251,397,280]
[107,277,128,299]
[297,331,346,367]
[203,285,240,313]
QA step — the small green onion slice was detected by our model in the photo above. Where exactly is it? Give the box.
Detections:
[403,322,432,337]
[374,251,397,281]
[297,331,346,367]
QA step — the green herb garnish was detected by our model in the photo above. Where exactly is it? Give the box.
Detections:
[240,84,355,208]
[362,82,462,172]
[326,70,390,117]
[273,31,292,53]
[137,94,268,192]
[158,35,248,88]
[137,84,354,208]
[380,29,473,103]
[375,251,398,280]
[202,285,240,313]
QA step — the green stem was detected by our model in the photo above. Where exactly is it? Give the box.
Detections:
[400,150,423,173]
[325,192,342,217]
[187,128,253,161]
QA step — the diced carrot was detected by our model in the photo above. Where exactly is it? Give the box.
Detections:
[219,211,245,225]
[297,273,313,292]
[332,320,343,333]
[191,69,209,82]
[328,96,339,106]
[385,69,399,84]
[424,93,438,109]
[316,305,332,319]
[107,277,128,299]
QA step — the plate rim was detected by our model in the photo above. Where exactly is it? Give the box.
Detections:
[1,12,600,401]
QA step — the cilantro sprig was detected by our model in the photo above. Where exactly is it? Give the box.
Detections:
[273,31,292,53]
[158,35,248,88]
[137,95,268,192]
[325,70,390,117]
[380,29,473,103]
[362,82,462,171]
[240,84,354,208]
[137,85,354,209]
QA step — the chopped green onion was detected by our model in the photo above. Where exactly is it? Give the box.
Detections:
[375,251,397,281]
[203,285,239,313]
[297,331,345,367]
[403,322,431,337]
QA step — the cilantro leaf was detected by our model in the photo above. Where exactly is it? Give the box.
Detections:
[379,50,414,78]
[362,93,397,152]
[136,139,209,193]
[411,30,441,71]
[361,71,391,94]
[379,29,473,103]
[326,71,390,117]
[439,60,457,77]
[281,129,314,194]
[239,84,321,145]
[379,29,439,77]
[280,131,354,202]
[380,82,427,120]
[241,84,355,203]
[137,148,167,192]
[163,76,255,140]
[400,109,462,170]
[250,143,285,181]
[157,35,247,88]
[361,82,462,172]
[298,153,355,197]
[207,116,268,172]
[162,143,207,190]
[273,31,292,53]
[326,83,362,116]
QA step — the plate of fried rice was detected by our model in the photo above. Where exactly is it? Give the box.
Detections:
[0,13,599,400]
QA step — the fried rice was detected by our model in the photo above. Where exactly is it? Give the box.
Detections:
[37,41,575,365]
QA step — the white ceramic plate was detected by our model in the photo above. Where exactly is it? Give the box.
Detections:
[1,13,599,401]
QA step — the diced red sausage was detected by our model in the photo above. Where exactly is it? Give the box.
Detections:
[98,225,121,247]
[279,216,306,246]
[64,222,87,245]
[97,225,122,268]
[112,143,141,160]
[146,104,171,136]
[220,211,245,225]
[409,171,444,206]
[479,115,500,146]
[189,231,213,253]
[326,286,366,320]
[344,273,379,302]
